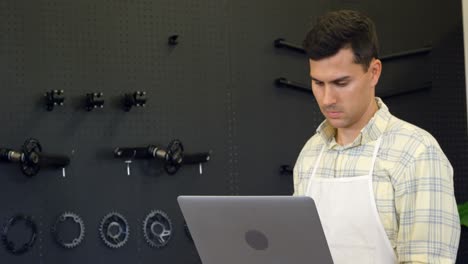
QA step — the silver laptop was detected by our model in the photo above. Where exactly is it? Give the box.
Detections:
[177,196,333,264]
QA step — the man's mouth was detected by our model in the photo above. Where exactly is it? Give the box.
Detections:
[326,111,342,118]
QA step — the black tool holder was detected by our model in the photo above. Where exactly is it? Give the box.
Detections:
[275,77,311,94]
[114,139,210,175]
[45,90,65,111]
[0,138,70,177]
[274,38,307,54]
[85,92,104,111]
[279,165,293,175]
[168,35,179,46]
[123,91,147,112]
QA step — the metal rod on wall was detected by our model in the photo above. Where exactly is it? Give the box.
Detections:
[274,38,306,54]
[275,77,311,93]
[273,38,432,61]
[379,82,432,99]
[275,77,432,99]
[380,47,432,61]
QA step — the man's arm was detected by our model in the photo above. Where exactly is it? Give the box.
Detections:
[394,143,460,263]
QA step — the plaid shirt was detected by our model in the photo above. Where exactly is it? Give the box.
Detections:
[293,98,460,263]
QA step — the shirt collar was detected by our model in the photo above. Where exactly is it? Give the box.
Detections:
[316,97,391,149]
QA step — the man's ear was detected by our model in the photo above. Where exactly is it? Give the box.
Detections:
[370,59,382,86]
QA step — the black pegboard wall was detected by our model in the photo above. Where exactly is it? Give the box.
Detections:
[0,0,467,263]
[0,1,230,263]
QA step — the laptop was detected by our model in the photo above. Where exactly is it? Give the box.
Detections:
[177,196,333,264]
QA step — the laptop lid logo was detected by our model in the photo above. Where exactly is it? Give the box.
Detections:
[245,230,269,250]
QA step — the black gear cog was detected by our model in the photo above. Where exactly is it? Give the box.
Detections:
[1,214,38,255]
[51,212,85,249]
[20,138,42,177]
[143,210,173,248]
[99,212,129,249]
[164,140,184,175]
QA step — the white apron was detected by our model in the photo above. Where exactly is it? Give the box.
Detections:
[306,137,397,264]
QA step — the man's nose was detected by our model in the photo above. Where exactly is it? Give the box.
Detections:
[322,86,336,106]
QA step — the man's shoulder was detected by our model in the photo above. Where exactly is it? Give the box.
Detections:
[302,133,323,149]
[295,133,324,159]
[384,115,442,151]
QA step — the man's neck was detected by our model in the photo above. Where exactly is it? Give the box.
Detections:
[335,128,361,146]
[335,99,379,146]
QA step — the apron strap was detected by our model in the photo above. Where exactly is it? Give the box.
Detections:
[367,136,383,177]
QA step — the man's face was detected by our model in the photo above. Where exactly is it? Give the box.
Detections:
[309,48,381,132]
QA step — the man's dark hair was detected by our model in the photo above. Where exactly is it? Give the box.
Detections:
[303,10,379,70]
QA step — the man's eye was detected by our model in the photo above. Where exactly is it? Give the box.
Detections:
[314,81,324,86]
[336,82,348,87]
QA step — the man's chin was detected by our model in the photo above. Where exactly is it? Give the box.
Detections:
[326,118,346,129]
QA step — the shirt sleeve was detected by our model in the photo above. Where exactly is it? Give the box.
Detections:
[293,136,316,197]
[292,162,301,196]
[394,142,460,263]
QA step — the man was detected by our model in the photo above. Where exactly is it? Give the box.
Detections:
[293,10,460,263]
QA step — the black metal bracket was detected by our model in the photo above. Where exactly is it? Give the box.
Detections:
[275,77,311,94]
[274,38,306,54]
[380,47,432,61]
[123,91,147,112]
[85,92,104,111]
[168,35,179,46]
[45,90,65,111]
[280,165,293,175]
[379,82,432,99]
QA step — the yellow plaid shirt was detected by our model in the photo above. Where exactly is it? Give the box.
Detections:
[293,98,460,263]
